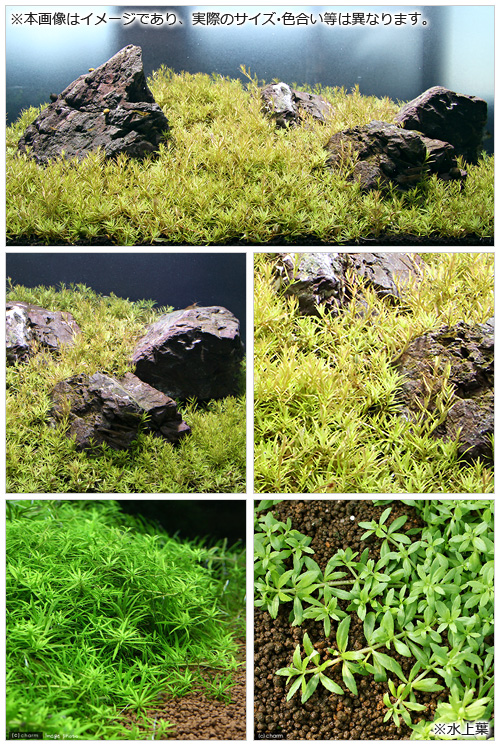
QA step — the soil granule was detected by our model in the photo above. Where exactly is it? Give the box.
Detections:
[119,643,246,739]
[254,499,445,740]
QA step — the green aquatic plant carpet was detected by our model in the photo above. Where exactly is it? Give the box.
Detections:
[6,499,246,740]
[6,283,245,493]
[6,68,494,245]
[254,252,494,494]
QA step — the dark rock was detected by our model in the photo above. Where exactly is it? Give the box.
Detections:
[347,252,425,301]
[325,121,428,191]
[132,306,244,401]
[261,82,333,127]
[6,301,81,365]
[419,135,467,182]
[274,252,423,316]
[325,120,466,191]
[394,86,487,164]
[274,252,349,316]
[393,318,494,462]
[50,371,190,452]
[18,45,169,164]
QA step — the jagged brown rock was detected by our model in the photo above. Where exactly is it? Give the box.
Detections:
[393,318,494,462]
[325,120,464,192]
[274,252,423,316]
[6,301,81,364]
[50,371,190,452]
[261,82,334,127]
[394,86,487,164]
[132,306,244,401]
[18,45,169,164]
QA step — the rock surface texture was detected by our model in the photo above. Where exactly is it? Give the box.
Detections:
[6,302,81,364]
[393,318,494,463]
[50,371,190,452]
[274,252,423,316]
[132,306,244,400]
[325,120,464,192]
[18,45,169,164]
[261,82,333,127]
[394,86,487,164]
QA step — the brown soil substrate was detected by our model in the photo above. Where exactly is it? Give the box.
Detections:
[118,643,246,740]
[6,232,493,246]
[255,500,447,740]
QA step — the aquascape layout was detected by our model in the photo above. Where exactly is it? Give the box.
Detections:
[6,45,493,246]
[6,283,245,493]
[254,252,493,494]
[254,499,493,740]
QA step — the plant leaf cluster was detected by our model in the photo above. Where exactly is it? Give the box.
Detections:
[254,500,493,739]
[7,500,245,739]
[6,283,245,493]
[6,68,493,245]
[254,252,494,493]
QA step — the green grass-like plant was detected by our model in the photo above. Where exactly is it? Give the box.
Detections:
[254,499,493,739]
[254,252,494,493]
[7,499,245,739]
[6,283,245,493]
[6,67,493,245]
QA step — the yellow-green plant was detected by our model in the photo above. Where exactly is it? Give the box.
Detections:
[6,283,245,493]
[6,68,493,245]
[254,252,493,493]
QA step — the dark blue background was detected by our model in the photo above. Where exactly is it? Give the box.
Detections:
[6,252,247,341]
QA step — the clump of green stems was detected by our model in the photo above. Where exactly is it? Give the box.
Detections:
[7,500,245,739]
[6,66,493,245]
[6,282,245,493]
[254,499,493,739]
[254,252,494,493]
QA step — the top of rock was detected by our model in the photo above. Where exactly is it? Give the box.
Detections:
[58,45,155,112]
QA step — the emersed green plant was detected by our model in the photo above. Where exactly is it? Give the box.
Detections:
[7,500,246,739]
[6,67,493,246]
[254,252,494,494]
[6,283,245,493]
[254,500,493,739]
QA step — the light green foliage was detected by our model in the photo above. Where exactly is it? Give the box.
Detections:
[6,283,245,493]
[254,500,493,738]
[7,499,245,739]
[254,252,494,493]
[6,68,493,244]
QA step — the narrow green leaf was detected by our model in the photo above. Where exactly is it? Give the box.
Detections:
[269,594,279,619]
[302,632,314,657]
[319,674,344,695]
[292,643,302,669]
[387,515,408,534]
[302,673,320,703]
[382,610,394,638]
[373,651,406,681]
[342,661,358,696]
[293,596,303,626]
[411,678,444,693]
[379,507,392,525]
[336,616,350,653]
[393,638,412,657]
[286,675,303,701]
[363,611,375,644]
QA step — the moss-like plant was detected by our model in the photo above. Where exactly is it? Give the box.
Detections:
[6,68,493,245]
[254,252,494,493]
[6,283,245,493]
[254,499,493,739]
[7,499,245,739]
